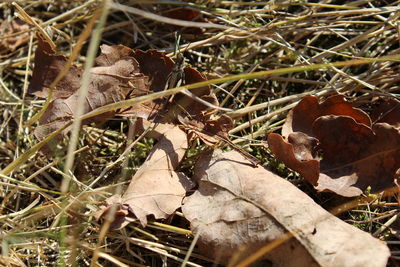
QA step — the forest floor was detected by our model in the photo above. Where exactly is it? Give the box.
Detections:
[0,1,400,266]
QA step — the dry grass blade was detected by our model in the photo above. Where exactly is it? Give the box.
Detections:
[110,2,232,30]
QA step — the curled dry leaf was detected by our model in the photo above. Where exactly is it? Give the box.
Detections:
[268,132,320,186]
[29,35,147,141]
[120,49,227,139]
[182,150,390,266]
[173,67,219,117]
[97,125,194,227]
[268,95,400,196]
[29,34,231,149]
[314,116,400,196]
[282,95,371,137]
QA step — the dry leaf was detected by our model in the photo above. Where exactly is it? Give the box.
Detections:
[282,95,371,138]
[29,35,230,151]
[173,67,218,117]
[268,116,400,196]
[182,150,390,266]
[314,116,400,196]
[97,125,194,227]
[29,36,147,141]
[269,95,400,197]
[180,114,233,146]
[370,97,400,129]
[268,132,320,186]
[120,50,221,125]
[28,34,84,99]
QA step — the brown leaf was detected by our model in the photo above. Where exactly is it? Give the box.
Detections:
[28,34,83,99]
[132,49,174,92]
[170,66,233,146]
[314,116,400,196]
[29,36,147,141]
[30,34,228,148]
[119,52,231,146]
[0,18,30,51]
[268,132,320,185]
[282,95,371,137]
[98,125,194,227]
[118,50,219,123]
[269,116,400,196]
[173,66,218,117]
[370,97,400,128]
[182,150,390,266]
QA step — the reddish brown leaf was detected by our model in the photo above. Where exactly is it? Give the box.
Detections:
[31,41,145,141]
[119,52,231,146]
[269,115,400,197]
[29,36,231,156]
[173,67,218,117]
[132,49,174,92]
[118,50,220,125]
[28,34,83,99]
[182,150,390,266]
[314,116,400,196]
[268,132,320,185]
[282,95,371,137]
[97,125,194,227]
[168,66,232,146]
[179,113,233,146]
[370,97,400,128]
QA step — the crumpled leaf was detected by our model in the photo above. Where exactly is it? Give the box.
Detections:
[30,35,231,150]
[269,115,400,196]
[29,35,147,141]
[119,49,221,124]
[268,132,320,186]
[173,67,219,118]
[0,18,30,51]
[313,116,400,196]
[116,46,233,146]
[282,95,371,137]
[182,150,390,266]
[28,34,84,99]
[97,125,194,227]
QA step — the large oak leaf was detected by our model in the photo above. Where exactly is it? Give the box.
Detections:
[182,150,390,266]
